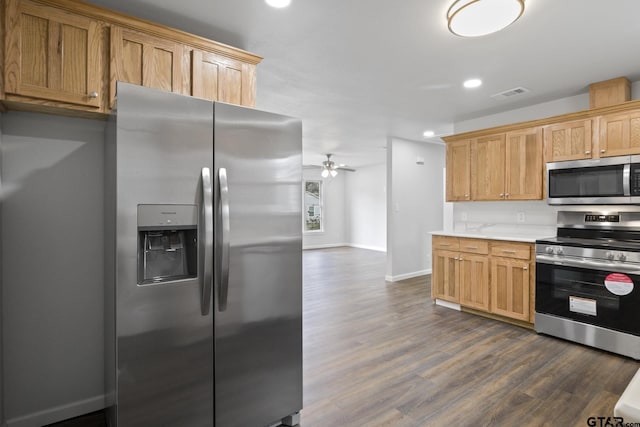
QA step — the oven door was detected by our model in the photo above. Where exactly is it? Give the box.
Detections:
[546,156,631,204]
[536,255,640,336]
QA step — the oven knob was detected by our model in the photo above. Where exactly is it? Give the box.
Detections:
[554,247,564,255]
[606,251,615,261]
[545,247,554,254]
[618,253,627,262]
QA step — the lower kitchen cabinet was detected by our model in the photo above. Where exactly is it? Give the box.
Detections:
[432,250,459,303]
[490,257,531,322]
[432,235,534,326]
[460,255,490,311]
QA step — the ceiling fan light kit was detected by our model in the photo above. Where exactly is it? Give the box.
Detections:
[314,154,356,178]
[447,0,525,37]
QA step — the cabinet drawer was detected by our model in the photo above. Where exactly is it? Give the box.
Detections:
[490,242,532,260]
[433,236,459,251]
[458,238,489,254]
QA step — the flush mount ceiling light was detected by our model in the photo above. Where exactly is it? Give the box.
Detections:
[463,78,482,88]
[447,0,525,37]
[423,130,435,138]
[265,0,291,8]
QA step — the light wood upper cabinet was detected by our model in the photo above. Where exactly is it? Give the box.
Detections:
[1,0,262,116]
[4,0,103,108]
[599,110,640,157]
[110,26,183,106]
[459,254,490,312]
[490,257,531,322]
[544,120,593,162]
[191,49,256,107]
[505,127,543,200]
[446,140,471,201]
[471,134,506,200]
[468,128,542,201]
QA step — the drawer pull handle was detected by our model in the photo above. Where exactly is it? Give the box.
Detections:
[440,243,451,247]
[465,246,478,249]
[502,250,517,254]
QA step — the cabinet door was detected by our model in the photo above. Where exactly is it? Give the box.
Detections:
[544,120,593,162]
[599,111,640,157]
[432,250,459,303]
[459,254,489,311]
[110,26,182,105]
[471,134,506,200]
[490,258,530,321]
[505,127,543,200]
[191,49,256,107]
[446,140,471,201]
[5,0,102,108]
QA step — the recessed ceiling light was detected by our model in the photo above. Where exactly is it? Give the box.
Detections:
[265,0,291,8]
[447,0,525,37]
[423,130,435,138]
[463,78,482,89]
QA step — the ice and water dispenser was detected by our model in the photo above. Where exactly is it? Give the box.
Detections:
[138,204,198,285]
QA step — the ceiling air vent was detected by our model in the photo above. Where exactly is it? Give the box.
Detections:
[491,87,530,100]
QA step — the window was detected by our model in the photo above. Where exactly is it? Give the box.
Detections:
[304,180,323,232]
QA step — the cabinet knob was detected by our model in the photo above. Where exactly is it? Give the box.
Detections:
[505,193,510,198]
[465,194,469,198]
[459,258,463,262]
[88,91,99,99]
[499,193,505,198]
[523,266,529,271]
[601,149,606,153]
[585,150,591,155]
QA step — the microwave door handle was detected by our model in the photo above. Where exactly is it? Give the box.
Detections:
[200,167,213,316]
[624,163,631,196]
[218,167,231,312]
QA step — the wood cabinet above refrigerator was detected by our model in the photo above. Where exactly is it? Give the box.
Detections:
[2,0,262,118]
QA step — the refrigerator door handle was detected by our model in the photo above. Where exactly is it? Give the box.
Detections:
[218,167,231,312]
[201,167,213,316]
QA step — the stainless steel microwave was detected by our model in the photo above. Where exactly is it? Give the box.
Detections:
[547,155,640,205]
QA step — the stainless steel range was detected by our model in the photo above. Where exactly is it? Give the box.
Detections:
[535,211,640,359]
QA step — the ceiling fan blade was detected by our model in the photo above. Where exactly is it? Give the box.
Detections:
[303,164,322,169]
[336,167,356,172]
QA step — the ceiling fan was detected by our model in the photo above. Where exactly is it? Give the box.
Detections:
[304,154,356,178]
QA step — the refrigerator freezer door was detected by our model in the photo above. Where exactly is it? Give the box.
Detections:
[113,83,214,426]
[213,102,303,427]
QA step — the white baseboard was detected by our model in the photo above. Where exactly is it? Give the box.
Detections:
[6,395,104,427]
[435,299,461,311]
[347,243,386,252]
[385,269,431,282]
[302,243,348,250]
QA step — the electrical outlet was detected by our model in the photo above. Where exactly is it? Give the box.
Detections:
[461,212,468,221]
[517,212,526,223]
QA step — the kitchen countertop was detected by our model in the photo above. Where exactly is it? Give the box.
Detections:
[430,230,549,243]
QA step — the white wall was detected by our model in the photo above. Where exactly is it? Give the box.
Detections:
[1,112,105,427]
[455,81,640,134]
[344,163,386,252]
[386,138,445,281]
[451,81,640,235]
[302,169,346,249]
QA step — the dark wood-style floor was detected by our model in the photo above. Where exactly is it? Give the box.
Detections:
[300,247,639,427]
[51,247,638,427]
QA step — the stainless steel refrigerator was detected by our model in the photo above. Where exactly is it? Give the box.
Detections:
[105,82,303,427]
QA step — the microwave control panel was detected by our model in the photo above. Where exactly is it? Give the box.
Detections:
[631,164,640,196]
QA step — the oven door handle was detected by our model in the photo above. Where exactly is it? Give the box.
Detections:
[536,254,640,274]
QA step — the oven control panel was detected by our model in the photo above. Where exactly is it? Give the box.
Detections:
[584,214,620,223]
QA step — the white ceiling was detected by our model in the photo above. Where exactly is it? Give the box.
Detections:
[89,0,640,168]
